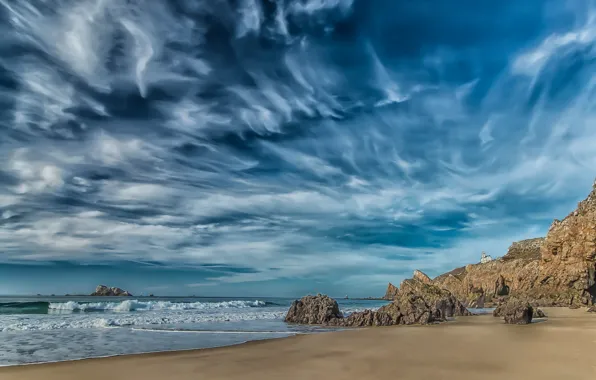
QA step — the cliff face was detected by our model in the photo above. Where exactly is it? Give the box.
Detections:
[535,184,596,305]
[432,240,542,306]
[430,181,596,307]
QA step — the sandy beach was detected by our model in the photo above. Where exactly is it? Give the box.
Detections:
[1,308,594,380]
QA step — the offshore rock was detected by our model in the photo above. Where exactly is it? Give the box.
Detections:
[91,285,132,296]
[284,294,343,324]
[493,298,533,324]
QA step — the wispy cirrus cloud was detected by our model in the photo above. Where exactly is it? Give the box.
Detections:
[0,0,594,296]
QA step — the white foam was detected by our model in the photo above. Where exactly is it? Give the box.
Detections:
[0,308,286,332]
[47,299,267,312]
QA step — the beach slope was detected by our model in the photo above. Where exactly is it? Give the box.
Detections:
[1,308,595,380]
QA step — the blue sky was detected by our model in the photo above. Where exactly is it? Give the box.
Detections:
[0,0,595,297]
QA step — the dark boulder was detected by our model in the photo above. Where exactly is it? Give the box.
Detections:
[284,294,343,324]
[493,298,533,324]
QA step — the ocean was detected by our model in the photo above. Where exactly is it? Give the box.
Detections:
[0,296,388,366]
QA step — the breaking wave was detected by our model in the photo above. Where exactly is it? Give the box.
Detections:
[0,300,269,315]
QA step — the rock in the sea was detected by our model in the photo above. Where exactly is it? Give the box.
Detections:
[284,294,343,324]
[533,308,547,318]
[91,285,132,296]
[383,282,399,300]
[493,298,533,324]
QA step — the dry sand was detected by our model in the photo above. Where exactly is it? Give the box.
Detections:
[2,308,595,380]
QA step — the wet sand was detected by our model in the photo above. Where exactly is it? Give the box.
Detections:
[2,308,595,380]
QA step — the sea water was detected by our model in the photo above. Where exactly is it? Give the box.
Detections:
[0,296,388,366]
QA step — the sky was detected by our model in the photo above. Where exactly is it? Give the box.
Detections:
[0,0,595,297]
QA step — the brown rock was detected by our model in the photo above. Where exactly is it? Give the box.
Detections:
[284,294,342,324]
[537,184,596,307]
[587,306,596,312]
[494,298,533,324]
[398,278,472,320]
[338,303,402,327]
[413,270,432,284]
[383,282,399,300]
[289,278,471,328]
[432,246,541,305]
[466,287,486,308]
[393,294,433,325]
[569,304,581,310]
[494,275,510,297]
[431,182,596,307]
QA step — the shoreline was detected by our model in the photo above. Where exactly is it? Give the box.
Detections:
[2,307,594,380]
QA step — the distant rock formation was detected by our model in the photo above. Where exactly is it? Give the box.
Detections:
[429,181,596,308]
[91,285,132,297]
[383,282,399,300]
[287,277,472,327]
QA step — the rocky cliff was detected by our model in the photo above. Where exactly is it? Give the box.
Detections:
[91,285,132,296]
[428,182,596,307]
[535,183,596,305]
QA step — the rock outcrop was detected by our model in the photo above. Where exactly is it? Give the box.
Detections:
[284,294,343,324]
[430,181,596,308]
[383,282,399,300]
[534,184,596,306]
[587,306,596,312]
[398,277,472,320]
[289,277,471,328]
[91,285,132,296]
[336,302,416,327]
[412,270,432,284]
[493,298,533,324]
